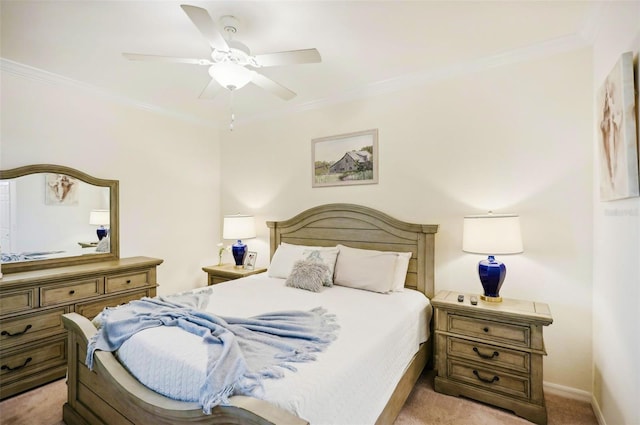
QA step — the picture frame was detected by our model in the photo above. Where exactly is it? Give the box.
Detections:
[312,129,378,188]
[45,173,79,205]
[244,251,257,270]
[597,51,639,201]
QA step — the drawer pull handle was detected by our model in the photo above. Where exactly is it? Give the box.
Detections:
[126,279,132,284]
[69,290,76,295]
[1,324,33,337]
[473,370,500,384]
[473,347,499,360]
[483,327,489,333]
[1,357,32,371]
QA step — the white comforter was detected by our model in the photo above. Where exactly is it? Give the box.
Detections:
[116,273,431,425]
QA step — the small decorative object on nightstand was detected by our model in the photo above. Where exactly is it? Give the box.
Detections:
[432,290,553,425]
[202,264,267,286]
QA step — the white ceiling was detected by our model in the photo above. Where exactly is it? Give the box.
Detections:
[0,1,600,127]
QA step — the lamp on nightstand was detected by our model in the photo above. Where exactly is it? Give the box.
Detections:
[463,212,523,302]
[223,214,256,267]
[89,209,110,240]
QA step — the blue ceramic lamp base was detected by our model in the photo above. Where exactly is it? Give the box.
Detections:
[231,240,247,267]
[478,255,506,302]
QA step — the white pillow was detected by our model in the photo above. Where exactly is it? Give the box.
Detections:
[391,251,412,292]
[334,245,412,292]
[268,243,338,279]
[334,245,399,293]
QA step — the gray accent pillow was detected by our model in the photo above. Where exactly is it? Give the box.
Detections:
[285,260,330,292]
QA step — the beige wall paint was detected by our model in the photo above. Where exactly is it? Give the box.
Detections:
[221,49,594,392]
[591,2,640,425]
[0,72,221,295]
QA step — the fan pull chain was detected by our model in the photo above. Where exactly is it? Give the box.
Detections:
[229,89,235,131]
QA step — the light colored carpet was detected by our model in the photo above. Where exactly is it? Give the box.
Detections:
[0,369,598,425]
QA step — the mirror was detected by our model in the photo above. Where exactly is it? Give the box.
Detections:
[0,164,119,274]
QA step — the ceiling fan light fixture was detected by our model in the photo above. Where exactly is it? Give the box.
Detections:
[208,62,254,90]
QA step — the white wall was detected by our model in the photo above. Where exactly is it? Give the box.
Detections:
[591,2,640,425]
[221,49,594,392]
[0,71,221,295]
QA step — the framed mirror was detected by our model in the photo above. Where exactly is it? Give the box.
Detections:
[0,164,119,274]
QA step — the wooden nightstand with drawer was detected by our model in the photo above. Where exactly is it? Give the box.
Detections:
[202,264,267,285]
[432,290,553,425]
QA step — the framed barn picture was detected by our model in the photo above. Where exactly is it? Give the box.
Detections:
[312,129,378,188]
[597,51,639,201]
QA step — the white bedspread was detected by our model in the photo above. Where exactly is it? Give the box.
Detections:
[116,273,431,425]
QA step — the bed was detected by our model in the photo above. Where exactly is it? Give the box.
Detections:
[62,203,438,425]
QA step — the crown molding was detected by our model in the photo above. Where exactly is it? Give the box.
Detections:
[0,58,218,129]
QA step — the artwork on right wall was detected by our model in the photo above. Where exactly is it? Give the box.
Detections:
[597,51,639,201]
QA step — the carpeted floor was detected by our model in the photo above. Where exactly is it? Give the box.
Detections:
[0,369,598,425]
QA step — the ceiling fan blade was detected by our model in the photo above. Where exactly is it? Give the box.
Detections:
[198,78,223,99]
[180,5,229,51]
[122,53,211,65]
[251,73,296,100]
[254,48,321,67]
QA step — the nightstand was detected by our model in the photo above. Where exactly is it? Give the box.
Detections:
[202,264,267,285]
[431,290,553,425]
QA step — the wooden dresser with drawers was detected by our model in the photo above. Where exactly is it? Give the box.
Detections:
[0,256,163,399]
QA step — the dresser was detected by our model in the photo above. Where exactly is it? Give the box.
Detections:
[0,256,163,399]
[202,263,267,285]
[431,290,553,425]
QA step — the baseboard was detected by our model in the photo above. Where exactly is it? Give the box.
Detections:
[590,394,607,425]
[543,382,606,425]
[543,381,591,403]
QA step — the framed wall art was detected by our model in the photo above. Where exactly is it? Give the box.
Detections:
[45,173,79,205]
[312,129,378,188]
[597,51,639,201]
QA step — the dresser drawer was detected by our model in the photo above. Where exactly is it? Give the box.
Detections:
[0,288,37,315]
[40,278,102,307]
[105,270,151,293]
[447,337,530,374]
[75,289,153,319]
[448,314,531,348]
[0,307,68,350]
[0,337,66,382]
[447,358,530,400]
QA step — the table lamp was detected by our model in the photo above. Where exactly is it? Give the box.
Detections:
[89,209,110,240]
[223,214,256,267]
[462,213,523,302]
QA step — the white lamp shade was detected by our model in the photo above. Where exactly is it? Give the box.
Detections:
[223,215,256,240]
[463,214,523,255]
[89,209,110,226]
[209,63,255,90]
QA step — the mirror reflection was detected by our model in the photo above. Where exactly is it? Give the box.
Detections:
[1,173,111,263]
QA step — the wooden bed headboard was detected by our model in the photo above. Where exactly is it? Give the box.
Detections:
[266,203,438,298]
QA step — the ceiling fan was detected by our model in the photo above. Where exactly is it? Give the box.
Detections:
[122,5,321,101]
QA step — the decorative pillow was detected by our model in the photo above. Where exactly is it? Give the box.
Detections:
[334,245,399,293]
[303,248,338,287]
[285,260,330,292]
[96,236,110,253]
[268,243,337,279]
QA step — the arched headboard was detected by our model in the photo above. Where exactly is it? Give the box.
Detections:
[266,204,438,298]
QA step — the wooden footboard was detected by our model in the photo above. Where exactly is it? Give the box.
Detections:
[62,312,308,425]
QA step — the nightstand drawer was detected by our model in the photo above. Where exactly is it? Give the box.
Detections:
[105,271,150,293]
[448,314,530,347]
[41,278,103,306]
[447,359,530,400]
[447,337,530,373]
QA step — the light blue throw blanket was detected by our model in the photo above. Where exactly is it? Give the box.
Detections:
[87,289,339,414]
